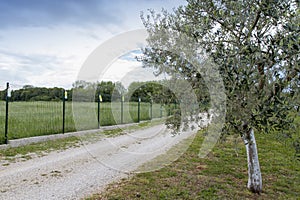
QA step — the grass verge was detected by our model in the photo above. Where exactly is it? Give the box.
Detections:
[89,129,300,200]
[0,120,164,164]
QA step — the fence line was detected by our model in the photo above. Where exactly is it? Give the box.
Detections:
[0,82,176,144]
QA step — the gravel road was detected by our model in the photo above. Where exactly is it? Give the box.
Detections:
[0,124,197,200]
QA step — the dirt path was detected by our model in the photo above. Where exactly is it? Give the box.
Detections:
[0,124,196,200]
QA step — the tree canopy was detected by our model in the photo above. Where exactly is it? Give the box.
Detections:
[141,0,299,135]
[127,81,177,103]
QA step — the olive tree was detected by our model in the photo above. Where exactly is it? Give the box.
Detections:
[140,0,299,194]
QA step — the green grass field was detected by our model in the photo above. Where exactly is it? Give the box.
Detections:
[0,101,169,144]
[90,129,300,200]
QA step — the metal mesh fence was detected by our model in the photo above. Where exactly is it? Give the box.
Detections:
[0,83,170,144]
[8,101,68,139]
[0,84,178,144]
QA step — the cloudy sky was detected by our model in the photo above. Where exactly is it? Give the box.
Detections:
[0,0,186,90]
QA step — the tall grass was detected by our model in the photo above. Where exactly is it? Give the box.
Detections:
[0,101,166,144]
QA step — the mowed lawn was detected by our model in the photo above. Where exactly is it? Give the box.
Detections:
[0,101,166,143]
[90,128,300,200]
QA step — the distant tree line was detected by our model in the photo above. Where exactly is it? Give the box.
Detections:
[0,79,210,105]
[127,81,175,103]
[0,81,120,102]
[0,85,69,101]
[72,80,123,102]
[0,80,176,103]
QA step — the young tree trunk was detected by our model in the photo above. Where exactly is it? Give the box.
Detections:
[243,128,262,194]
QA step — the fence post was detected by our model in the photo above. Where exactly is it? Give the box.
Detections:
[150,100,153,120]
[121,95,124,124]
[62,89,67,134]
[4,82,10,144]
[98,94,102,128]
[138,97,141,123]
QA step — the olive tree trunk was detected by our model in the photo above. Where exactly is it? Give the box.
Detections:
[243,128,262,194]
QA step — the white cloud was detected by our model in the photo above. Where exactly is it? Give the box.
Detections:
[0,0,186,89]
[0,25,115,88]
[101,57,142,86]
[102,51,167,88]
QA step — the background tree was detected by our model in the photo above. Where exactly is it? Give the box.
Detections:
[141,0,299,193]
[114,81,127,100]
[0,89,5,101]
[127,81,179,103]
[8,86,67,101]
[73,80,122,102]
[95,81,121,102]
